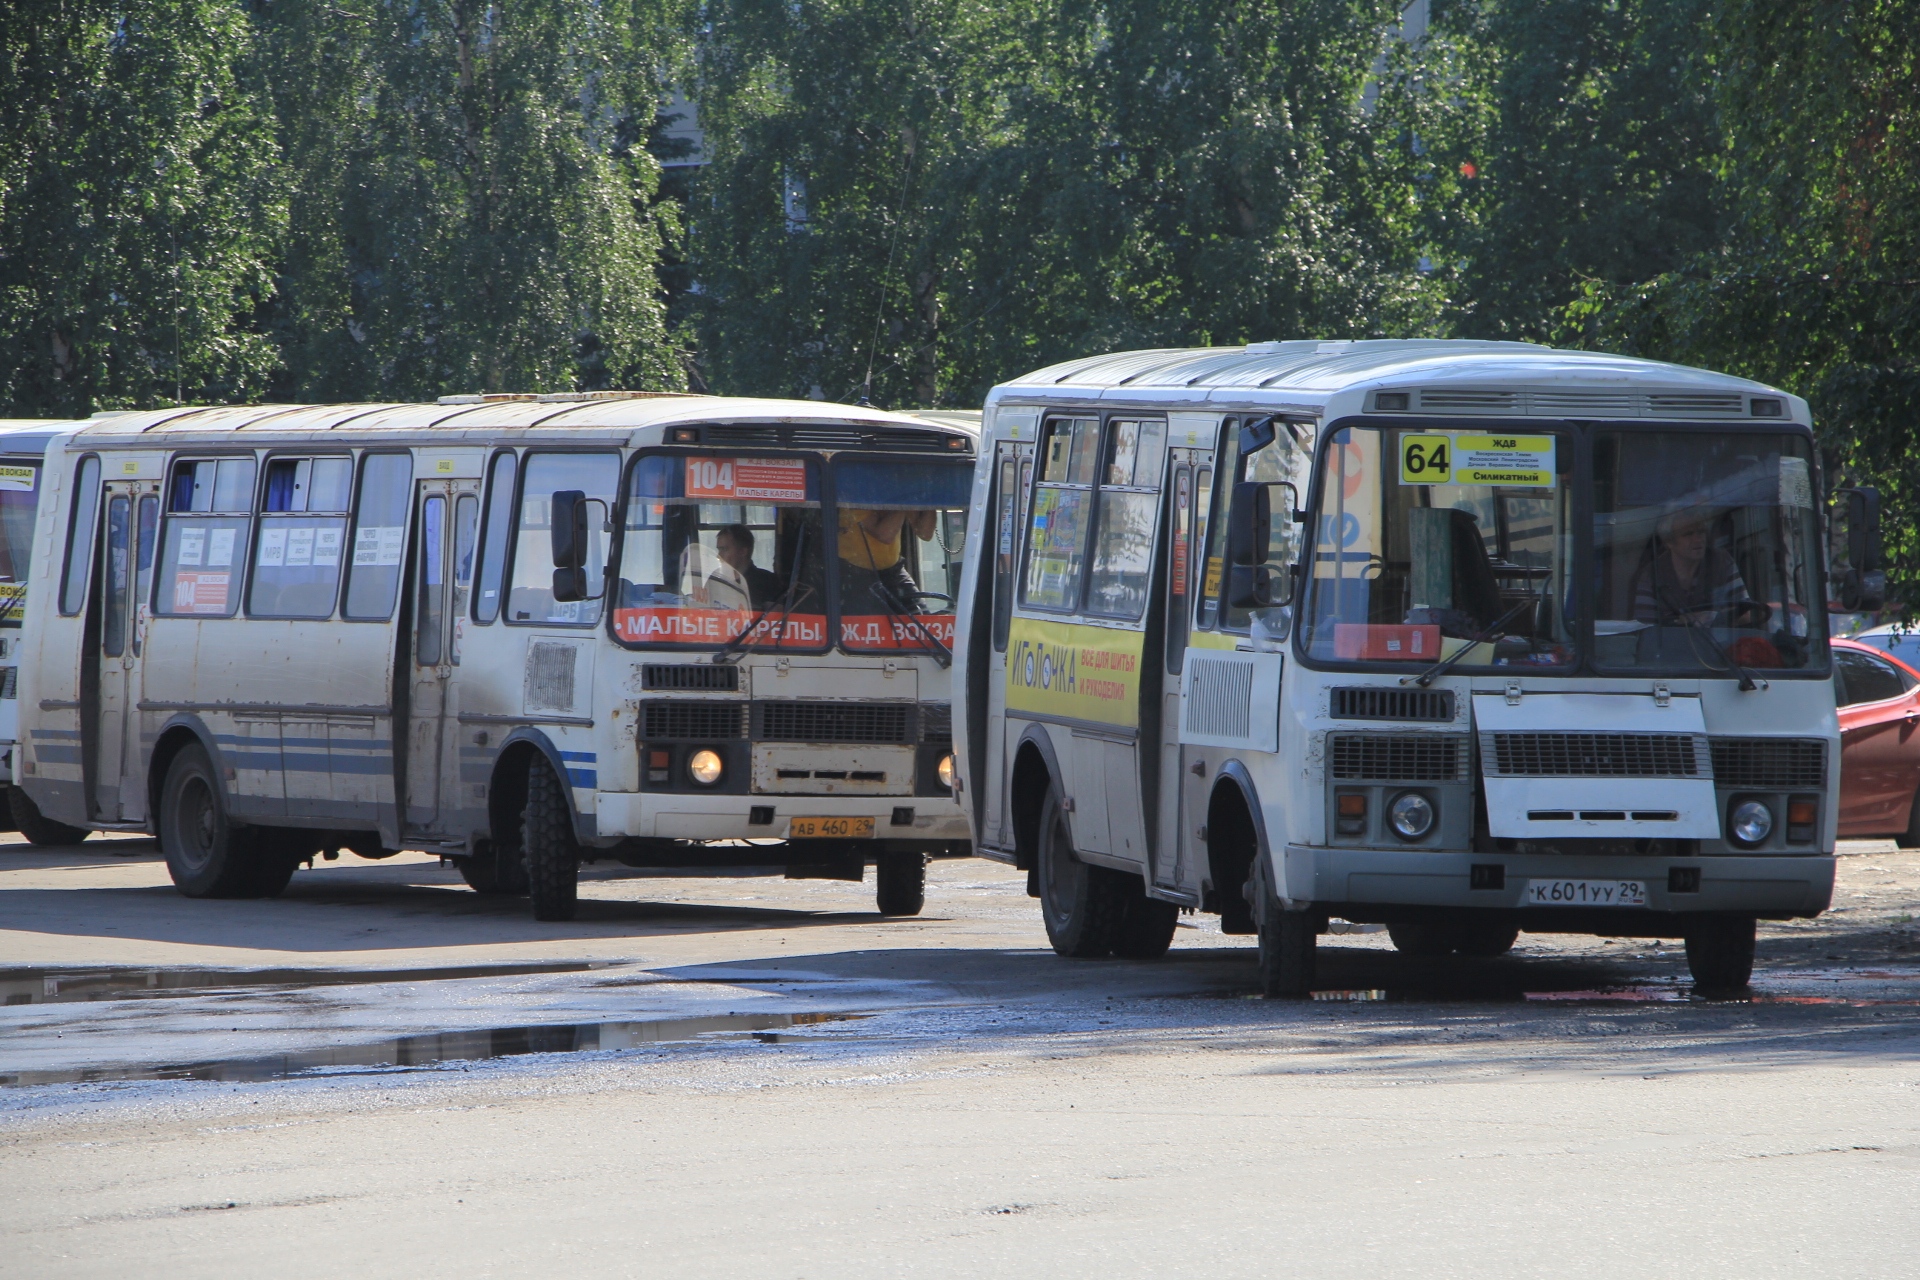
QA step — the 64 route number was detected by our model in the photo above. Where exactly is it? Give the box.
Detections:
[1399,434,1452,484]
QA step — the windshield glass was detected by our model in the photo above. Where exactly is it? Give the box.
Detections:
[0,460,38,626]
[1593,431,1824,672]
[614,454,827,650]
[1301,426,1575,668]
[832,457,970,653]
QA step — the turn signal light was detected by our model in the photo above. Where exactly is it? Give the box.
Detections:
[1336,791,1367,836]
[1787,796,1818,843]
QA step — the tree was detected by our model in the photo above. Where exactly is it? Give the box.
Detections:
[262,0,687,400]
[0,0,283,416]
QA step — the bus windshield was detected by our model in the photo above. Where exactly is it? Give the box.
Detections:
[0,460,40,626]
[614,454,828,650]
[832,456,970,654]
[1301,425,1576,668]
[1593,430,1824,672]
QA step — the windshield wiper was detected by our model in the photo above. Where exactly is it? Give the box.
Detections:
[1401,598,1536,688]
[1657,590,1765,692]
[866,579,952,668]
[712,526,811,666]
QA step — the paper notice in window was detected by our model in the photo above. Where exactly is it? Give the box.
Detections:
[685,457,807,502]
[313,527,342,567]
[172,572,229,614]
[207,528,236,567]
[286,526,315,566]
[177,527,205,567]
[354,526,406,567]
[258,526,288,567]
[1779,456,1813,509]
[0,465,36,492]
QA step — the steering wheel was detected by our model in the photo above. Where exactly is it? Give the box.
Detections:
[1718,600,1771,630]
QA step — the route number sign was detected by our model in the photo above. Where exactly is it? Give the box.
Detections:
[1399,433,1555,488]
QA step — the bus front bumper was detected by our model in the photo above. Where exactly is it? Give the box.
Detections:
[1279,844,1834,926]
[593,791,970,845]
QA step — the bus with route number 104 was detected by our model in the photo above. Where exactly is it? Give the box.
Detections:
[12,393,975,916]
[953,339,1876,994]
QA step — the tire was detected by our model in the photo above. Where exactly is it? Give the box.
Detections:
[9,787,90,847]
[875,852,927,916]
[1897,788,1920,849]
[1112,883,1179,960]
[457,839,528,896]
[242,840,302,898]
[159,745,262,898]
[1452,923,1520,957]
[1387,922,1455,957]
[1035,785,1126,958]
[522,755,579,921]
[1685,915,1756,993]
[1255,880,1317,997]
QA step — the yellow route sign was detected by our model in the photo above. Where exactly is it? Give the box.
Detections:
[1399,433,1555,487]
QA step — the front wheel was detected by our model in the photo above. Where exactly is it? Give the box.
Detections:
[1036,786,1125,957]
[1897,787,1920,849]
[522,756,579,921]
[875,853,926,916]
[1453,923,1520,957]
[1256,886,1317,997]
[9,787,90,847]
[1387,922,1454,957]
[1685,915,1756,993]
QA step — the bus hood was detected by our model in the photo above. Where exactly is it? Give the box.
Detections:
[1472,692,1721,841]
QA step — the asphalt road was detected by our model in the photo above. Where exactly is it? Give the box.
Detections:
[4,837,1919,1277]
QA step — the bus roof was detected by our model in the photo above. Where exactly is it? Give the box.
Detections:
[986,339,1810,427]
[0,419,84,455]
[54,393,975,451]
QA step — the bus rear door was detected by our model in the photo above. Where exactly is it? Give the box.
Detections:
[978,431,1033,848]
[400,477,479,835]
[84,476,158,822]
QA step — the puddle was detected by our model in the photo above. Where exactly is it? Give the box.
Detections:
[0,1011,866,1087]
[0,962,605,1006]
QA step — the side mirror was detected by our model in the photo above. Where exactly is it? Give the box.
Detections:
[1835,486,1886,613]
[550,490,606,603]
[1225,481,1270,567]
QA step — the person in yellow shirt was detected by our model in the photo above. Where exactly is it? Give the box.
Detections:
[838,507,936,613]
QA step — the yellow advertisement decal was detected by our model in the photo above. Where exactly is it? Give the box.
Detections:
[1005,617,1144,729]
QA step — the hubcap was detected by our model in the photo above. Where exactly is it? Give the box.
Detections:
[173,776,216,873]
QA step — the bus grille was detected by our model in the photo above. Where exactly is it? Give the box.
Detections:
[1329,733,1469,783]
[756,702,913,744]
[920,702,952,743]
[1330,686,1454,722]
[641,663,739,692]
[641,701,748,741]
[1483,731,1708,778]
[1709,738,1826,790]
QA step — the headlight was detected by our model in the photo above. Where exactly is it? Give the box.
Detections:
[1388,791,1435,840]
[1728,798,1773,846]
[936,753,955,790]
[688,749,725,786]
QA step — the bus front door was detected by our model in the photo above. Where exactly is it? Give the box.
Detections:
[1153,450,1207,892]
[400,480,478,836]
[84,480,159,822]
[979,439,1032,848]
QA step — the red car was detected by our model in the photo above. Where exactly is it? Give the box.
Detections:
[1834,638,1920,843]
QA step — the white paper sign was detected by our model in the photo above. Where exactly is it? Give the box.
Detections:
[313,527,342,567]
[286,526,315,567]
[258,526,288,567]
[207,528,236,567]
[177,527,205,566]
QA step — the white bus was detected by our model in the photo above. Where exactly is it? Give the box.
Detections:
[14,394,974,915]
[0,420,94,846]
[954,340,1868,994]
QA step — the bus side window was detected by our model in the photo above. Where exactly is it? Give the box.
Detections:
[155,457,256,618]
[60,455,102,615]
[417,495,446,665]
[991,456,1018,651]
[1192,466,1214,628]
[102,496,130,656]
[250,456,351,618]
[1196,424,1239,628]
[1084,418,1165,620]
[450,493,477,662]
[1021,418,1099,610]
[132,494,157,652]
[506,451,619,626]
[473,451,516,624]
[1166,466,1192,673]
[344,453,413,620]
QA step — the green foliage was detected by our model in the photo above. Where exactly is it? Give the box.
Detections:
[262,0,687,400]
[0,0,284,416]
[1571,0,1920,597]
[691,0,1447,408]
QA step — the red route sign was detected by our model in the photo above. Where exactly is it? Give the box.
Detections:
[684,457,808,503]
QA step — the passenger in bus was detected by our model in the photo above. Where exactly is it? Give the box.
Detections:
[1630,506,1758,625]
[715,523,783,609]
[838,507,936,612]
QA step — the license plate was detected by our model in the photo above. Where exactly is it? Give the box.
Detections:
[788,816,874,839]
[1523,878,1647,907]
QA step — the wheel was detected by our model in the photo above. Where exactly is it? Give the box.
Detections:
[9,787,90,846]
[1112,883,1179,959]
[457,839,528,895]
[1685,915,1756,993]
[1452,923,1520,957]
[522,755,579,921]
[1255,880,1316,997]
[159,745,263,898]
[1897,787,1920,849]
[1035,785,1126,957]
[242,838,302,898]
[1387,922,1455,957]
[875,852,926,916]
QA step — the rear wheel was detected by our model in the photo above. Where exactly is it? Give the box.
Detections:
[9,787,89,847]
[159,745,261,898]
[1036,785,1125,957]
[875,852,927,916]
[457,839,528,895]
[1112,882,1179,959]
[522,756,579,921]
[1685,915,1756,993]
[1898,788,1920,849]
